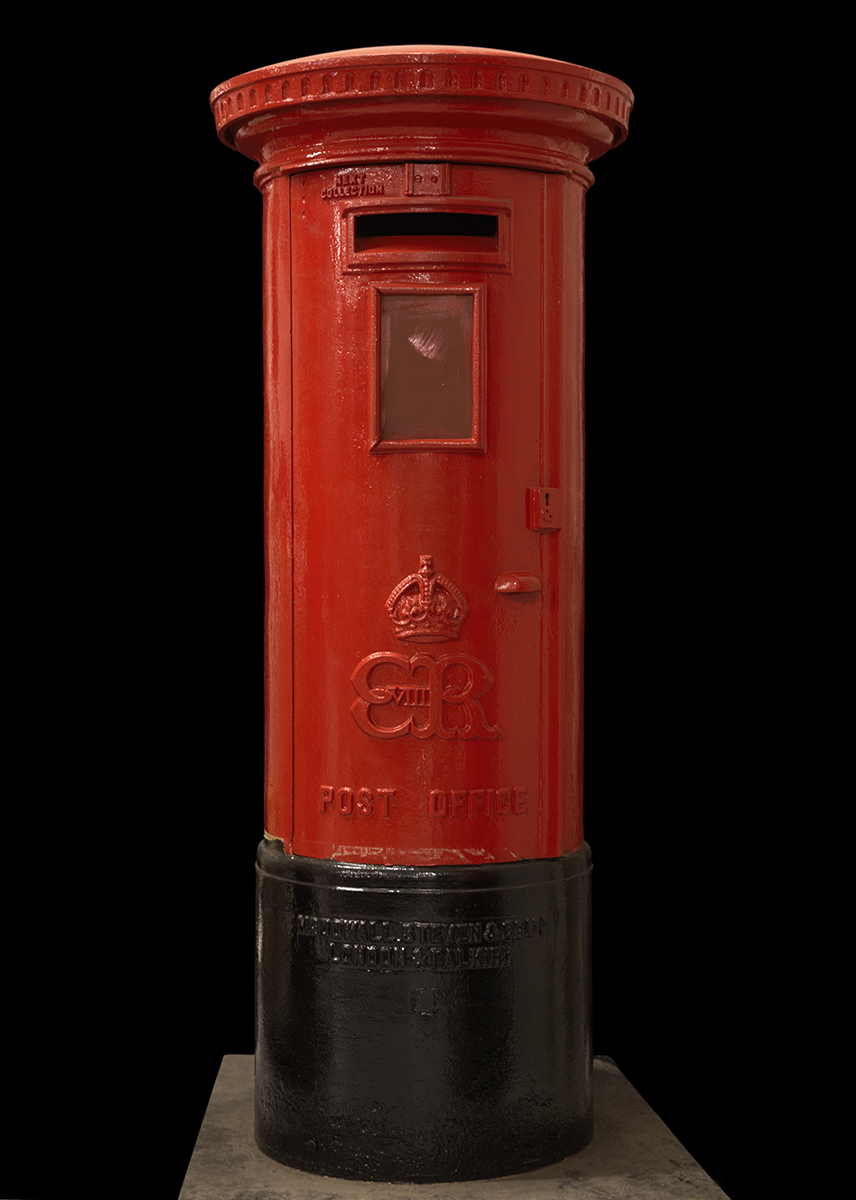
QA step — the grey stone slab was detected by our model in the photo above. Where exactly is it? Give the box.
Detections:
[179,1056,729,1200]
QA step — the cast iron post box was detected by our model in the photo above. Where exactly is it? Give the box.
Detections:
[210,45,632,1184]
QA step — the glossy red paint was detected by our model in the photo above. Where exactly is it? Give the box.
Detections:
[211,46,632,867]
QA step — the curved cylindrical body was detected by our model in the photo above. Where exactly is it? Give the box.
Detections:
[210,45,632,1183]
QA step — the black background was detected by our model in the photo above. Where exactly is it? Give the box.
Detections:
[5,14,788,1200]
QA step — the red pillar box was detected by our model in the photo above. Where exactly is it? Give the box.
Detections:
[210,45,632,1184]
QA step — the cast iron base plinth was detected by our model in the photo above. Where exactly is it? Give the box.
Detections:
[255,841,592,1183]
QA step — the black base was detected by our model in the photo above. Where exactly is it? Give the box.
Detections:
[255,841,593,1183]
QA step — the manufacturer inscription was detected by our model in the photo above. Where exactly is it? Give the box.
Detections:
[296,913,547,970]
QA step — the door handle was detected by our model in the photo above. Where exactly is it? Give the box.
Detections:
[495,572,541,594]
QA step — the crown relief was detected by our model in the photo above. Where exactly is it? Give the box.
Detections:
[386,555,467,643]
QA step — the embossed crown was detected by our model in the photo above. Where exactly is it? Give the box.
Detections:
[386,555,467,643]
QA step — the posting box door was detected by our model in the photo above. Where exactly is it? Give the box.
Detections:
[268,163,581,865]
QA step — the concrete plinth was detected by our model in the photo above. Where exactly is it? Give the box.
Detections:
[179,1055,729,1199]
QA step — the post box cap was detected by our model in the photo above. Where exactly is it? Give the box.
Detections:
[210,45,632,173]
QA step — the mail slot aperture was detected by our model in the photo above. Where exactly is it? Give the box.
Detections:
[355,210,499,250]
[343,198,511,270]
